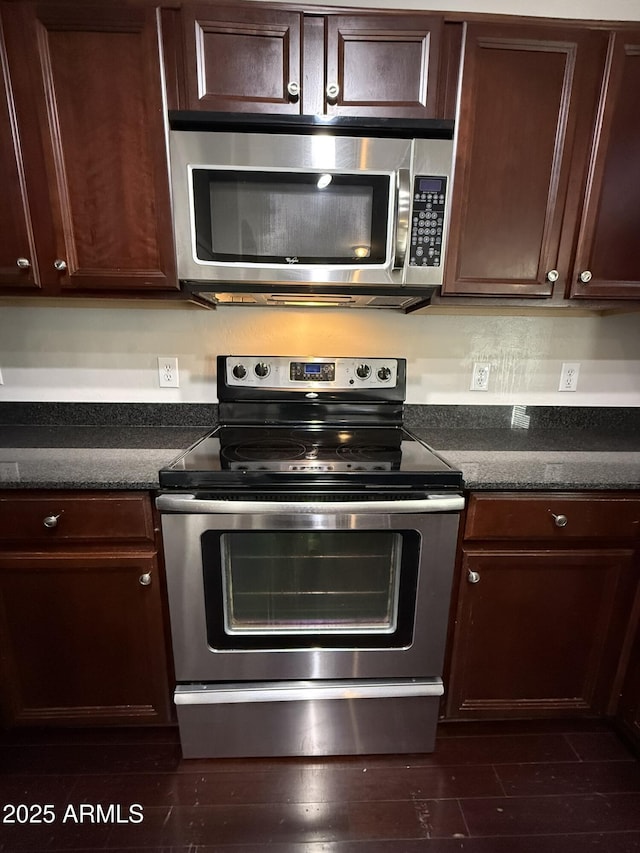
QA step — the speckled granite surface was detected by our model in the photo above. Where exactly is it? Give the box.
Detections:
[0,426,209,490]
[0,404,638,491]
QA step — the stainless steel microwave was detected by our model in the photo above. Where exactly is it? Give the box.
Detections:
[168,114,454,309]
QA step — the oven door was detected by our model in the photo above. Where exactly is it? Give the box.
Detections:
[157,494,463,682]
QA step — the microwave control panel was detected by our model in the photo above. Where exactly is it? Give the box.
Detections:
[408,176,447,268]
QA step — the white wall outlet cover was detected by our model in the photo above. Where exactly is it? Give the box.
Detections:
[158,356,179,388]
[470,362,491,391]
[559,362,580,392]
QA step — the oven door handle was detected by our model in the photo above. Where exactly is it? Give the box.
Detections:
[156,493,464,514]
[174,678,444,705]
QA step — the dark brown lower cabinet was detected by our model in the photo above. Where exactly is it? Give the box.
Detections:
[445,493,640,720]
[0,492,173,727]
[616,611,640,751]
[446,548,636,718]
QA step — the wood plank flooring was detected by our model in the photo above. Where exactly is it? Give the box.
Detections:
[0,720,638,851]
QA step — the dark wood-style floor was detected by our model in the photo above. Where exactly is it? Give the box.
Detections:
[0,719,639,851]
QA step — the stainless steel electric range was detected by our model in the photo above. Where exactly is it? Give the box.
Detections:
[156,356,464,758]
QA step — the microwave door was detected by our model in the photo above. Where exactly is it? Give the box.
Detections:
[190,168,398,283]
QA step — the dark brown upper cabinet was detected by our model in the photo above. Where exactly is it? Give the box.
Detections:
[170,4,451,119]
[0,2,177,296]
[568,31,640,300]
[0,11,52,291]
[443,22,609,299]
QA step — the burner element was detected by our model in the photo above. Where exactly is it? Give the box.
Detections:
[336,444,402,463]
[222,439,307,462]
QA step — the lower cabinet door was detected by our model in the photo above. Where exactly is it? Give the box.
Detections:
[0,552,172,725]
[616,616,640,752]
[445,548,636,718]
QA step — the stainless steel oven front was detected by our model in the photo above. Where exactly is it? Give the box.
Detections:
[158,493,463,757]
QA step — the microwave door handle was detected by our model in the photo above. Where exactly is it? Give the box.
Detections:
[393,168,411,270]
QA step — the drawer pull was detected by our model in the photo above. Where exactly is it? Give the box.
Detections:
[43,514,61,528]
[139,572,152,586]
[551,512,568,528]
[467,570,481,584]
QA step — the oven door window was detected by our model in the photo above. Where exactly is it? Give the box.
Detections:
[191,169,391,265]
[201,529,419,650]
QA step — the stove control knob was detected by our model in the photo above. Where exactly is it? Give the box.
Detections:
[377,366,392,381]
[232,364,247,380]
[254,362,270,378]
[356,363,371,379]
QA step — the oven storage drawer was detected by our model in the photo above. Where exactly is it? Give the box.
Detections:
[174,678,444,758]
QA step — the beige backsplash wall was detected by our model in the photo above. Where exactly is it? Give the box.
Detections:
[0,304,638,406]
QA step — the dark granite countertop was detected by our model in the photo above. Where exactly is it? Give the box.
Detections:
[410,428,640,491]
[0,403,638,491]
[0,425,209,490]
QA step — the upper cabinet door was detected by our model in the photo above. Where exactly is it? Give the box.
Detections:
[181,5,303,113]
[324,15,443,118]
[0,12,51,291]
[569,31,640,299]
[3,3,177,293]
[172,6,452,119]
[443,23,608,297]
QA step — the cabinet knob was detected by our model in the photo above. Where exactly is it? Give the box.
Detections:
[53,259,67,271]
[546,269,559,282]
[467,570,481,584]
[139,572,152,586]
[551,512,568,528]
[286,81,300,98]
[579,270,592,283]
[16,257,31,269]
[326,82,340,101]
[43,514,61,528]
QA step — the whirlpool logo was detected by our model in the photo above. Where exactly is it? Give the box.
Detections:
[285,257,299,264]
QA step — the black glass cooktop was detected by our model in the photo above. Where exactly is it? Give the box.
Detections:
[159,425,463,491]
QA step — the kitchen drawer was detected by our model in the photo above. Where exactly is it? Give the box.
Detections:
[0,491,156,547]
[464,492,640,541]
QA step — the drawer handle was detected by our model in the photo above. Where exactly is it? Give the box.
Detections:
[467,570,481,584]
[43,513,61,529]
[139,572,152,586]
[551,512,568,528]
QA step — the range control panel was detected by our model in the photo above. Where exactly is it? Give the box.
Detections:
[408,175,447,268]
[225,356,399,389]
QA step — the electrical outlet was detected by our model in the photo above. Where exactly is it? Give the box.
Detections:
[559,362,580,392]
[470,362,491,391]
[158,356,179,388]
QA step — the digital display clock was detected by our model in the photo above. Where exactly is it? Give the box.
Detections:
[418,178,444,193]
[290,361,335,381]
